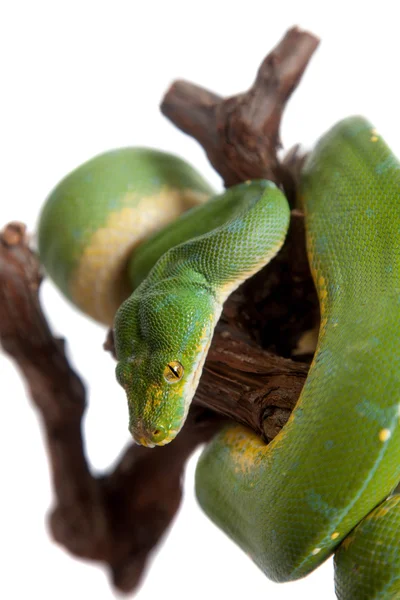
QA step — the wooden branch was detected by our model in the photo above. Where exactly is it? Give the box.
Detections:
[0,223,224,591]
[197,326,308,441]
[161,27,319,195]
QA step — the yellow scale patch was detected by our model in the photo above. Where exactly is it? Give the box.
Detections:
[379,428,391,442]
[223,425,268,476]
[370,128,379,143]
[70,187,209,325]
[373,505,389,519]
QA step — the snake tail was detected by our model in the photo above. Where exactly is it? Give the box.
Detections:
[334,495,400,599]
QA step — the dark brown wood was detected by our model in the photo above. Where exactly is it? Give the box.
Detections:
[0,223,224,590]
[161,27,319,198]
[197,326,308,441]
[0,26,320,594]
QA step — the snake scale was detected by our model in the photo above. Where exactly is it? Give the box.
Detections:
[38,117,400,598]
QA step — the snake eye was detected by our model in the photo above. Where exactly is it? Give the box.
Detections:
[163,361,184,383]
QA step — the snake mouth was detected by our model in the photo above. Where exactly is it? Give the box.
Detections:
[131,423,179,448]
[134,435,156,448]
[154,429,179,446]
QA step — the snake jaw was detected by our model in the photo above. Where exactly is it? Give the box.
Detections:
[134,436,155,449]
[130,421,179,447]
[154,429,180,446]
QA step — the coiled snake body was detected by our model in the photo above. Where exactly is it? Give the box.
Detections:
[39,117,400,598]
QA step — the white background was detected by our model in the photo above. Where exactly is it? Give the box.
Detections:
[1,2,399,599]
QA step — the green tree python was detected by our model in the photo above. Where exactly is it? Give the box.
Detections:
[38,117,400,598]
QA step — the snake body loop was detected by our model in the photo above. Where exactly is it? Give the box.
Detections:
[38,117,400,598]
[195,117,400,596]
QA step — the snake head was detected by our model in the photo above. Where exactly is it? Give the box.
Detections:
[114,284,217,447]
[116,355,188,446]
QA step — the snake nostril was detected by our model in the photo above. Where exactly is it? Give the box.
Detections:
[151,425,168,444]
